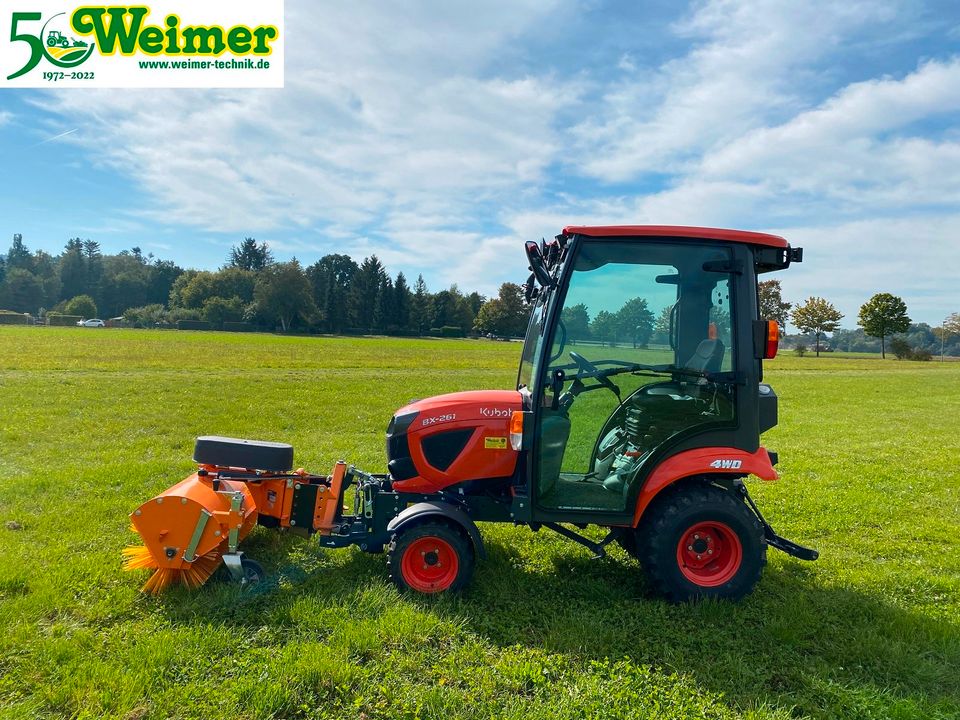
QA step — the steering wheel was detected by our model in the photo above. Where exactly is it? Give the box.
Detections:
[569,351,620,398]
[569,351,599,376]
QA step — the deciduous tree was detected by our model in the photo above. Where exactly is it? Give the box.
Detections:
[590,310,617,345]
[791,297,843,357]
[759,279,792,331]
[473,283,528,337]
[0,267,44,313]
[252,260,317,332]
[615,296,655,348]
[858,293,910,359]
[63,294,97,319]
[560,303,591,342]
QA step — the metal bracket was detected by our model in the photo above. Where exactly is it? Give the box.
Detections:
[542,523,623,560]
[227,491,243,553]
[183,508,212,562]
[222,551,245,581]
[736,481,819,561]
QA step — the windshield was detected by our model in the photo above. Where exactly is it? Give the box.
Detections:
[517,292,549,393]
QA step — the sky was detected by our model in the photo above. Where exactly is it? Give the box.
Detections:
[1,0,959,327]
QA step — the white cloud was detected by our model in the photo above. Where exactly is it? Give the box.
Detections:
[0,110,12,127]
[569,0,904,181]
[35,0,571,280]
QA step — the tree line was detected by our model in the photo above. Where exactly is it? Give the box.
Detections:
[0,234,533,337]
[760,280,960,359]
[2,233,957,355]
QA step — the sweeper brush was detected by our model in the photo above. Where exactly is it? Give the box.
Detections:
[125,226,818,601]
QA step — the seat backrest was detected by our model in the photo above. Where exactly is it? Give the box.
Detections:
[686,338,724,373]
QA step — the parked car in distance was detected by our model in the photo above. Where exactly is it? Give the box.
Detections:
[77,319,105,327]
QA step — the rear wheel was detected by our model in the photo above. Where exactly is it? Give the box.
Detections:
[638,484,765,602]
[387,522,474,594]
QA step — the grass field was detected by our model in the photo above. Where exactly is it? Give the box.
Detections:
[1,327,958,720]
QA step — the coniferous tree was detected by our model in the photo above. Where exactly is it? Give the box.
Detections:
[307,254,358,333]
[60,239,88,300]
[393,272,411,331]
[228,237,273,271]
[350,255,387,329]
[6,234,33,272]
[410,274,431,335]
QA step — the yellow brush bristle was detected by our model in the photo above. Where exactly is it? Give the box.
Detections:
[123,546,221,594]
[122,545,159,571]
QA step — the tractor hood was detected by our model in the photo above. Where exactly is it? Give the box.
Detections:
[386,390,523,493]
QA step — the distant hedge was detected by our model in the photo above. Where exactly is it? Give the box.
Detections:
[47,314,82,326]
[0,312,30,325]
[222,322,254,332]
[176,320,212,331]
[440,325,464,338]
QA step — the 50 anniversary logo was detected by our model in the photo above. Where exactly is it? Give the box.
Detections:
[2,2,284,88]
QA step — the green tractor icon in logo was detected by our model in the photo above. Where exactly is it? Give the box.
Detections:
[41,13,94,66]
[46,30,88,49]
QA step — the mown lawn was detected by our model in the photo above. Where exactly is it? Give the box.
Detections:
[0,327,957,719]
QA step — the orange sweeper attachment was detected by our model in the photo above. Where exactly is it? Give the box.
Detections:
[124,227,818,601]
[123,437,349,593]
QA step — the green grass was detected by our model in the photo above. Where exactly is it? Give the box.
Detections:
[0,327,958,719]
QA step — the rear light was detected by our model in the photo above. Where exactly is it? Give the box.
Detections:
[764,320,779,359]
[509,411,524,451]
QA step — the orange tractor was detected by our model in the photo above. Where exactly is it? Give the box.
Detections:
[124,226,817,601]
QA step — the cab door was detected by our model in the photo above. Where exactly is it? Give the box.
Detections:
[530,238,740,521]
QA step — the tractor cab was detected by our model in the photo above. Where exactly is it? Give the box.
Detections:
[516,227,800,524]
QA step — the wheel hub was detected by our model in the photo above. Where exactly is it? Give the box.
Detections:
[676,521,743,587]
[401,536,459,593]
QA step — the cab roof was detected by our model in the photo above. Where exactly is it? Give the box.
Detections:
[561,225,788,249]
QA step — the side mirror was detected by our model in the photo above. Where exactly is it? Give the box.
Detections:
[525,241,555,288]
[522,273,539,302]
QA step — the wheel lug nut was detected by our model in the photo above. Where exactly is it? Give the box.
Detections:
[697,554,702,560]
[687,545,694,551]
[694,534,700,540]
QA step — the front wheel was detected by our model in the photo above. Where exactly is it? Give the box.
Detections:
[387,522,474,594]
[239,557,265,586]
[638,484,765,602]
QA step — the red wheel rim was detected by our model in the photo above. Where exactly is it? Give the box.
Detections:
[676,521,743,587]
[400,536,459,593]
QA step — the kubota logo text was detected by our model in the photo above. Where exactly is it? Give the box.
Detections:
[2,1,284,88]
[479,408,511,418]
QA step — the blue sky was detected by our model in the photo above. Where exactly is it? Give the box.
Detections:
[1,0,959,326]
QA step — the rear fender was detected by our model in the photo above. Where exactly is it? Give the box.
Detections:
[632,447,778,527]
[387,501,486,559]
